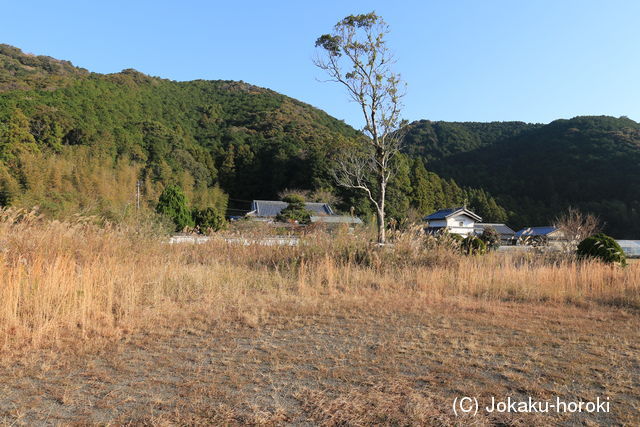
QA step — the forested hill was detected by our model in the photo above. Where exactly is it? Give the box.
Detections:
[403,117,640,238]
[0,44,88,91]
[403,120,542,162]
[0,44,508,225]
[1,44,636,237]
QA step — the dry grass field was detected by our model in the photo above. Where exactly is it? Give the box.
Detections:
[0,210,638,425]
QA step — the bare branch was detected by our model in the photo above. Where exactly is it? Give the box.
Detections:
[553,207,601,254]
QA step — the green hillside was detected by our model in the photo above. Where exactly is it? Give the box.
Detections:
[403,117,640,238]
[403,120,541,162]
[0,44,88,91]
[0,44,507,226]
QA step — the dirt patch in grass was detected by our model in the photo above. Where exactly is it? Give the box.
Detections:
[1,298,637,425]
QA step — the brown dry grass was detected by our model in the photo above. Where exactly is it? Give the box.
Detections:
[0,210,638,425]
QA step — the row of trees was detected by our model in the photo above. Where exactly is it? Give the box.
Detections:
[0,101,507,231]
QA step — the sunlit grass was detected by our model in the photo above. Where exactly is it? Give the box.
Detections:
[0,209,638,351]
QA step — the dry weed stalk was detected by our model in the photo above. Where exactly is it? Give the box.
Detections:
[0,208,637,351]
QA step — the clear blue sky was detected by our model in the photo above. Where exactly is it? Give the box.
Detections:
[2,0,638,129]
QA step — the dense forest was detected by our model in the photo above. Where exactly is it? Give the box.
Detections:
[0,44,507,227]
[5,44,636,237]
[403,117,640,238]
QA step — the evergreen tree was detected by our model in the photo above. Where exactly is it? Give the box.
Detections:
[276,194,312,224]
[486,196,508,222]
[219,144,236,191]
[0,164,20,206]
[193,206,225,233]
[466,188,508,222]
[0,109,39,163]
[577,233,626,266]
[386,154,412,223]
[409,158,431,214]
[443,179,464,207]
[424,171,447,212]
[156,184,194,231]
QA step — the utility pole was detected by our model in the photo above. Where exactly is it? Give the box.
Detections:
[136,180,141,211]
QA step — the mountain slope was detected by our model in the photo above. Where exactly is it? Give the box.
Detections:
[403,117,640,237]
[9,44,620,233]
[0,44,509,224]
[403,120,541,162]
[0,44,88,91]
[0,45,364,219]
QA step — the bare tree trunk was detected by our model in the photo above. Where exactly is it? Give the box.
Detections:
[377,174,386,244]
[376,207,386,244]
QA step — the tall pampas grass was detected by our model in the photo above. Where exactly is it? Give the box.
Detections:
[0,209,637,351]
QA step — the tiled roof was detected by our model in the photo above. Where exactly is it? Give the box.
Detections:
[425,207,482,222]
[311,216,363,224]
[249,200,334,217]
[474,223,516,236]
[514,226,559,238]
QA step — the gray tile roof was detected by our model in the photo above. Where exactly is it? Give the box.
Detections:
[425,207,482,222]
[514,226,559,238]
[311,215,363,224]
[249,200,334,217]
[474,223,516,236]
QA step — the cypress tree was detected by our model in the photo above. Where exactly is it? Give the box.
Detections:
[156,184,194,231]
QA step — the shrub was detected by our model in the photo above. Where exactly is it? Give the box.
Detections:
[461,235,487,255]
[480,227,500,250]
[193,207,226,233]
[276,194,312,225]
[448,232,464,243]
[156,184,194,231]
[577,233,626,266]
[427,230,463,252]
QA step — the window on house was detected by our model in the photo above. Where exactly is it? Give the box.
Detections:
[459,221,464,227]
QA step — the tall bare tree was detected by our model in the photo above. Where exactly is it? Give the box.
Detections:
[314,12,406,244]
[553,207,601,253]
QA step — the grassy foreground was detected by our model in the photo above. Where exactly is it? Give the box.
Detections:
[0,211,638,424]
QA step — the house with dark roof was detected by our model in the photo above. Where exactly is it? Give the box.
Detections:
[247,200,334,218]
[246,200,362,226]
[424,207,482,237]
[514,226,564,246]
[474,223,516,245]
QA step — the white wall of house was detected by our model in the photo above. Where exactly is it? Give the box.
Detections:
[446,215,475,229]
[428,214,477,236]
